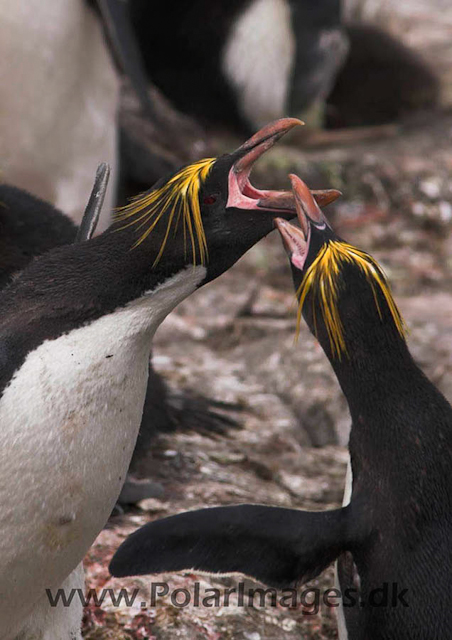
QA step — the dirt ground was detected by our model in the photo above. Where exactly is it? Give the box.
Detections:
[82,5,452,639]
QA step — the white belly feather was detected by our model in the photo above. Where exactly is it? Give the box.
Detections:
[336,456,353,640]
[0,266,206,639]
[0,0,119,229]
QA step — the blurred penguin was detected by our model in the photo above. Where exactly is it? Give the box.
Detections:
[0,0,119,229]
[128,0,349,132]
[326,23,440,128]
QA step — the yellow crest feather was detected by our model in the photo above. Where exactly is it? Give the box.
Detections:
[113,158,216,266]
[296,240,407,358]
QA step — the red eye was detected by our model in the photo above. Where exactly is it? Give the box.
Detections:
[203,195,216,205]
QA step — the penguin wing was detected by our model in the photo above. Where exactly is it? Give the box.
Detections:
[96,0,156,122]
[75,163,110,243]
[109,504,355,587]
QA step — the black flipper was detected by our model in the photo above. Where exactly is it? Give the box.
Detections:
[75,163,110,243]
[97,0,157,123]
[128,367,241,474]
[110,504,352,588]
[96,0,207,183]
[168,391,241,436]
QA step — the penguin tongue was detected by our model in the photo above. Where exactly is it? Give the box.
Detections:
[227,118,302,214]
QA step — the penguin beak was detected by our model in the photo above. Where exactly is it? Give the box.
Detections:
[289,173,331,230]
[274,174,340,270]
[227,119,341,215]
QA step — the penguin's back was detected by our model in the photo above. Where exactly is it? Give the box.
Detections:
[0,185,77,289]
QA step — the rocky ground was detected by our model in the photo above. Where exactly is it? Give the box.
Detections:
[82,4,452,639]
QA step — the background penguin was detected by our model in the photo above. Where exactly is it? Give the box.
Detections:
[0,164,108,287]
[0,118,328,640]
[125,0,438,136]
[127,0,348,133]
[117,0,439,200]
[109,175,452,639]
[0,0,120,226]
[0,185,78,290]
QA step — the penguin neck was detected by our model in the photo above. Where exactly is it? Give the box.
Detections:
[330,325,414,418]
[10,227,204,320]
[313,304,452,448]
[0,229,206,394]
[327,307,452,519]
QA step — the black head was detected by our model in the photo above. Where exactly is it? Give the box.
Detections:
[0,121,340,364]
[110,118,340,288]
[274,175,407,365]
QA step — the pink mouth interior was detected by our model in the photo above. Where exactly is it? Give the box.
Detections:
[226,144,293,212]
[276,218,311,271]
[291,227,310,270]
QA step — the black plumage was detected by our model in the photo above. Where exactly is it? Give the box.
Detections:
[110,176,452,639]
[0,186,77,290]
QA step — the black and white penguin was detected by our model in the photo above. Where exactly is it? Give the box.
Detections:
[110,176,452,639]
[0,178,234,497]
[0,118,339,639]
[128,0,348,132]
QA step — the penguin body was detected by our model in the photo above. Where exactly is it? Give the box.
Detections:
[110,177,452,639]
[0,119,308,639]
[0,185,77,289]
[129,0,348,131]
[0,263,206,639]
[127,0,438,136]
[0,0,119,228]
[276,179,452,638]
[0,181,234,486]
[326,24,440,127]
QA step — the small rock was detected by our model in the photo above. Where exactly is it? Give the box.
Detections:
[118,477,164,505]
[438,200,452,223]
[209,452,246,465]
[137,498,169,513]
[163,450,178,458]
[419,177,441,199]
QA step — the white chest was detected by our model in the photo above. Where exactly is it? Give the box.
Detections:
[0,266,206,637]
[222,0,295,129]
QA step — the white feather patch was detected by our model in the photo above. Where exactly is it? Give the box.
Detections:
[0,0,119,229]
[335,455,353,640]
[222,0,295,128]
